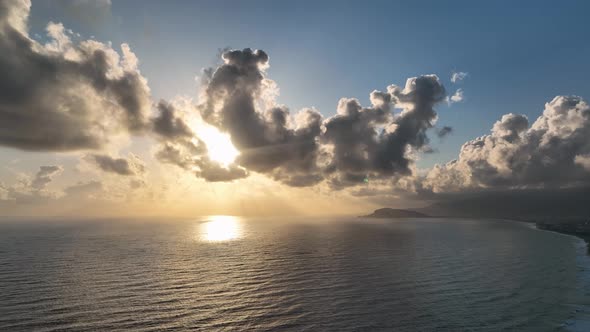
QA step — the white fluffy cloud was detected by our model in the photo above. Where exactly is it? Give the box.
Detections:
[424,96,590,193]
[447,88,464,104]
[451,89,464,102]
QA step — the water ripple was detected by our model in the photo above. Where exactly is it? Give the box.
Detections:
[1,217,588,331]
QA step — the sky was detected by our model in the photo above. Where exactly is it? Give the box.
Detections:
[1,0,590,218]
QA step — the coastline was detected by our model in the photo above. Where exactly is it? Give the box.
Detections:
[562,236,590,332]
[532,220,590,254]
[523,220,590,331]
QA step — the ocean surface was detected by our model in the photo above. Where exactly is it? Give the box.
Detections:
[1,216,590,331]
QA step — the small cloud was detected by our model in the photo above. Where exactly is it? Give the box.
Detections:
[436,126,453,138]
[31,166,63,190]
[446,89,464,104]
[451,71,468,83]
[85,154,145,176]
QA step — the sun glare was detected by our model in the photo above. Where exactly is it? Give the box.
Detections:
[198,215,243,242]
[197,126,239,167]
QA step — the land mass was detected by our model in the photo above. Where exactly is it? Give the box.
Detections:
[364,186,590,252]
[362,208,429,218]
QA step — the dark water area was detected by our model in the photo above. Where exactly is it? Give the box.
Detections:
[1,217,590,331]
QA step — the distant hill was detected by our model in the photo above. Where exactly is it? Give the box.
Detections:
[417,187,590,221]
[362,208,429,218]
[363,187,590,221]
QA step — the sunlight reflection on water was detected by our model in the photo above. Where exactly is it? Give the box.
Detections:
[1,218,587,330]
[198,215,243,242]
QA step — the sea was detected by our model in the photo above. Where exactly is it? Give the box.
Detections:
[1,216,590,331]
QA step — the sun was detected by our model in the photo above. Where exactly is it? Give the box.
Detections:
[198,215,243,242]
[197,126,240,167]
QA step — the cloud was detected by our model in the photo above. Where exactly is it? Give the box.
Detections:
[424,95,590,193]
[0,165,63,204]
[491,113,529,142]
[0,0,151,151]
[86,154,146,176]
[0,182,7,200]
[151,100,194,140]
[447,88,464,104]
[0,178,104,210]
[31,165,63,190]
[197,48,325,186]
[194,49,448,187]
[436,126,453,138]
[451,71,468,83]
[14,0,587,200]
[151,100,249,182]
[154,141,249,182]
[322,75,446,188]
[0,0,455,191]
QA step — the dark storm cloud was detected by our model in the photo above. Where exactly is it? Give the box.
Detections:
[0,0,151,151]
[86,154,145,176]
[424,96,590,192]
[322,75,446,187]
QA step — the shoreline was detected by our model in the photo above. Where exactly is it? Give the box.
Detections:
[532,221,590,254]
[523,219,590,331]
[506,217,590,254]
